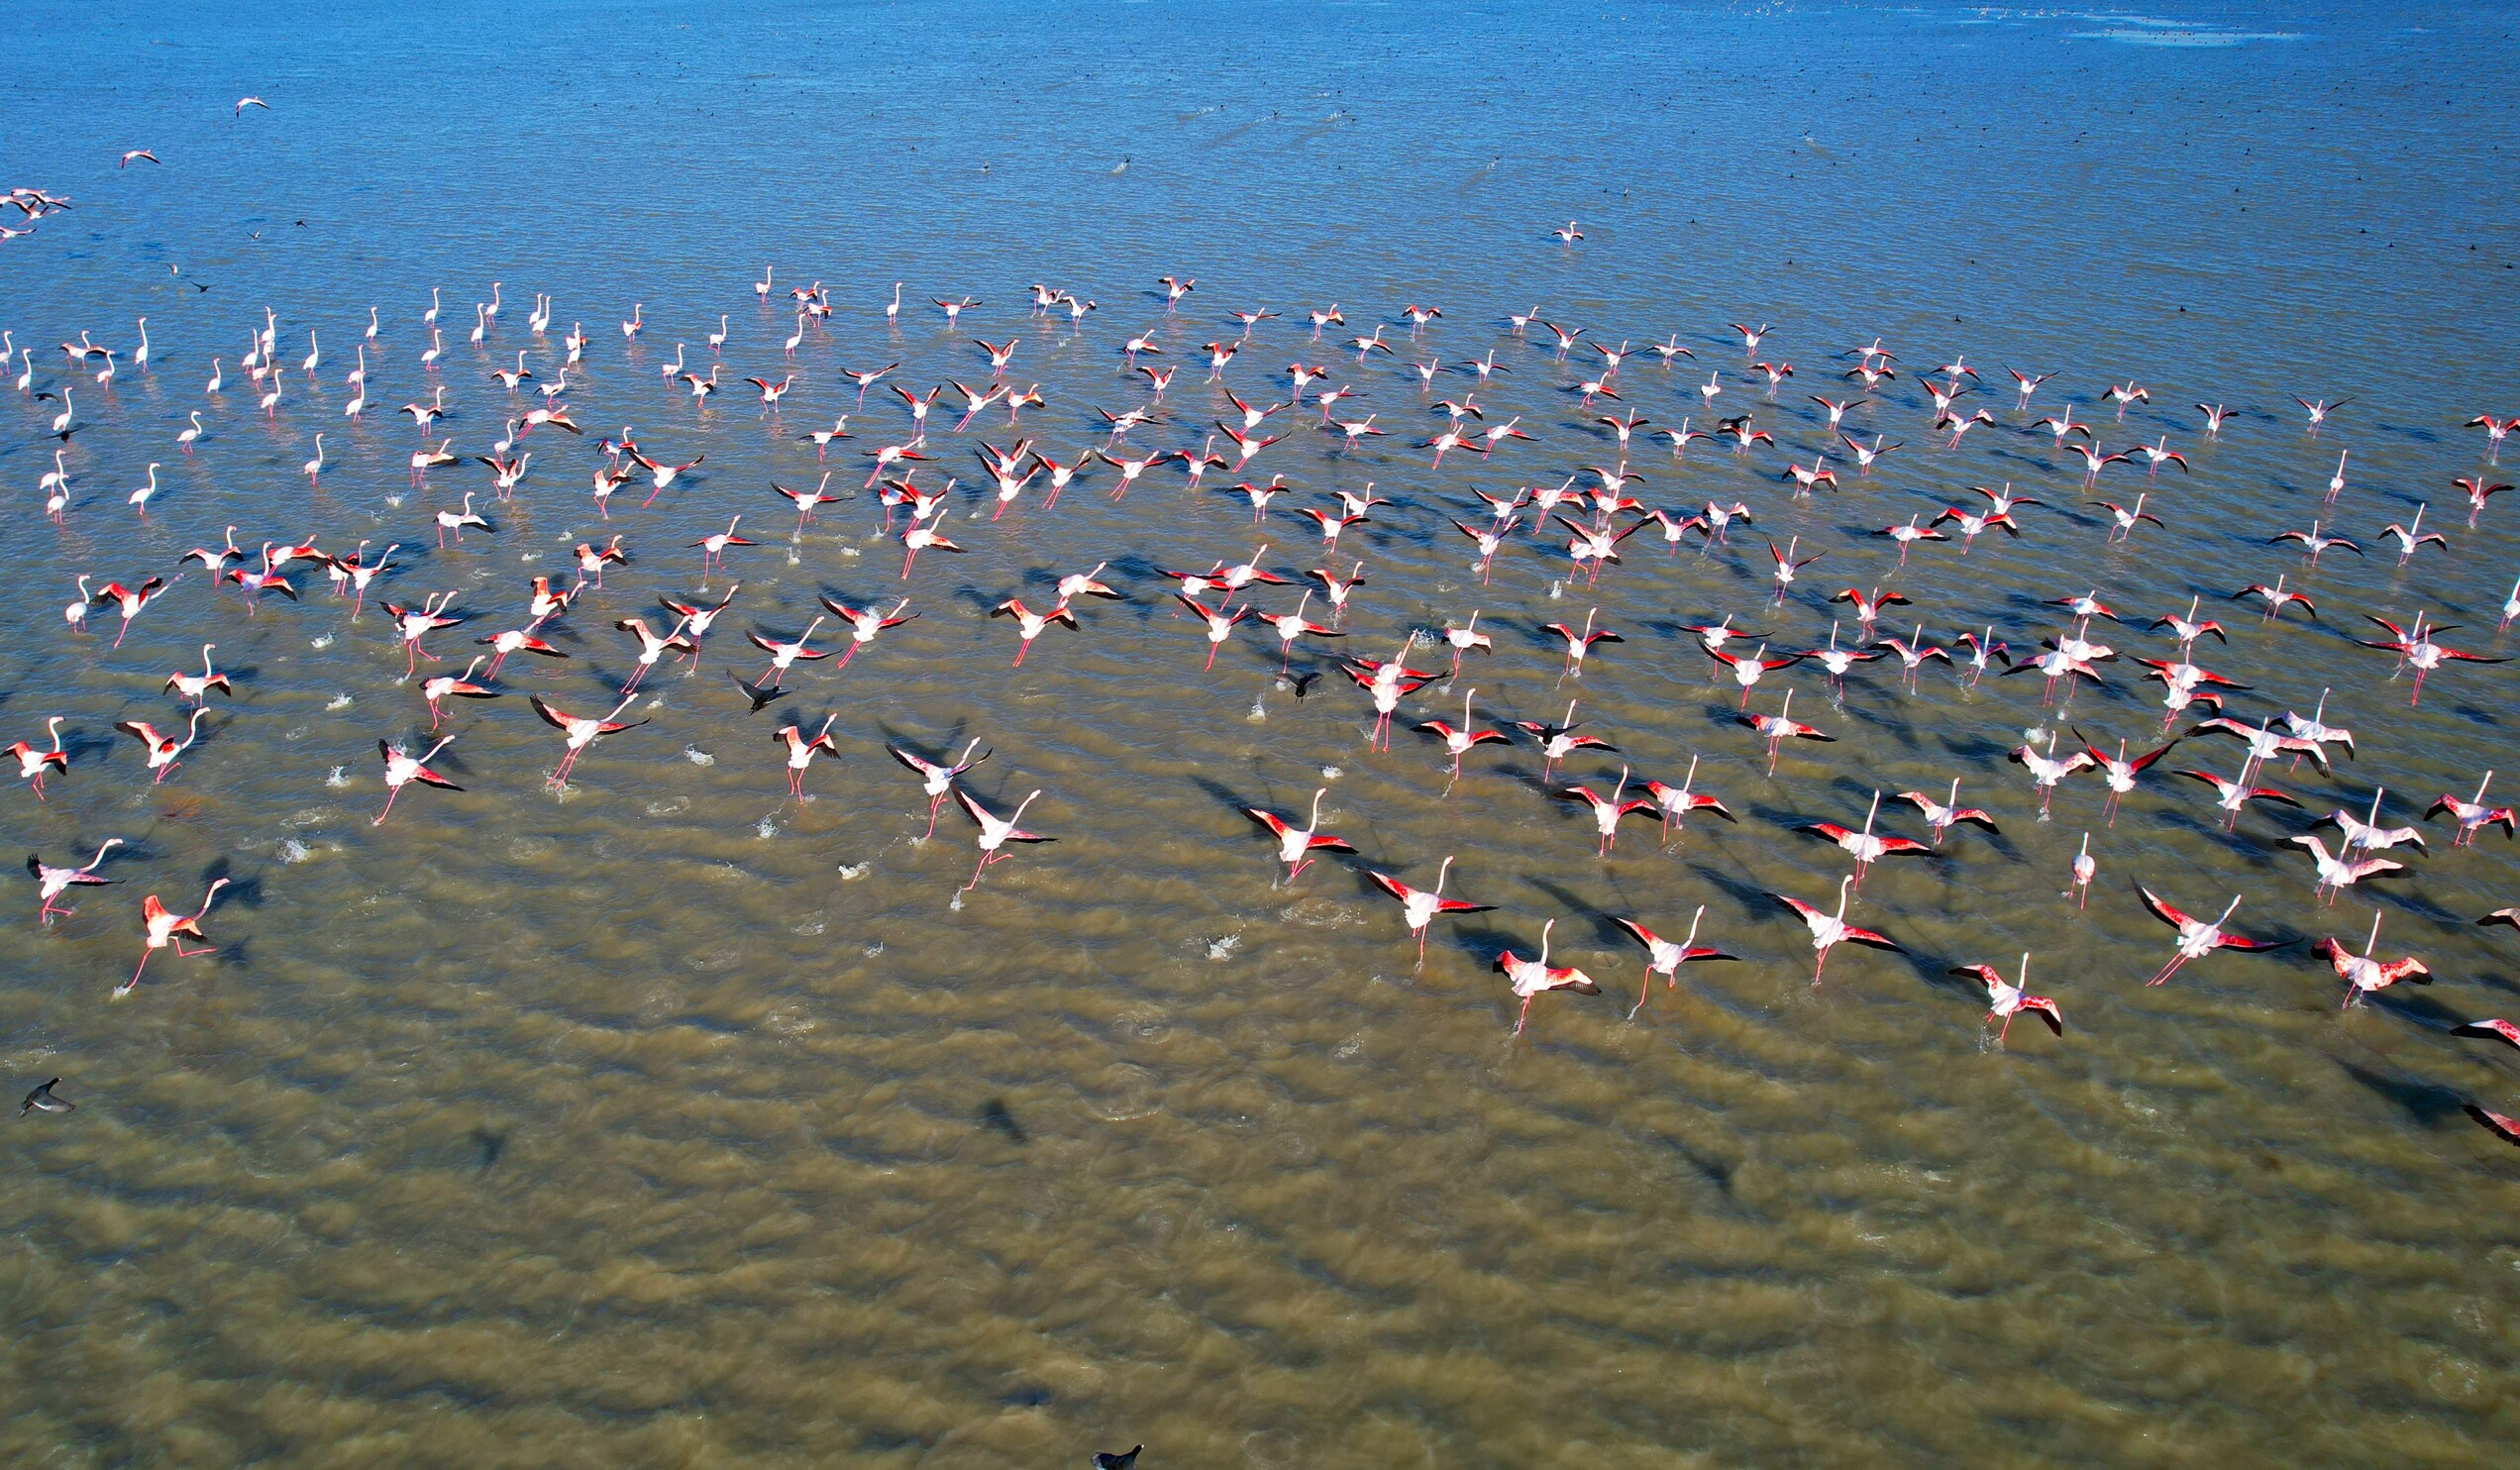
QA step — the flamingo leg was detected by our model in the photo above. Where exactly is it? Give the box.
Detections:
[1514,996,1532,1035]
[374,788,400,825]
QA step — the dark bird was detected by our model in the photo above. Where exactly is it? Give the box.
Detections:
[729,671,789,713]
[21,1078,72,1117]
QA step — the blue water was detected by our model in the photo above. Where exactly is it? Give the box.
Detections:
[2,3,2517,1466]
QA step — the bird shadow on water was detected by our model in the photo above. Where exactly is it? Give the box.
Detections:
[1522,877,1626,949]
[2337,1058,2468,1129]
[979,1098,1027,1145]
[874,713,978,762]
[1688,863,1778,925]
[472,1127,505,1172]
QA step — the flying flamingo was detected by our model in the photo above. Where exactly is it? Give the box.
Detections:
[1365,857,1495,968]
[1802,790,1932,885]
[2315,912,2430,1007]
[890,739,989,839]
[690,516,756,578]
[420,656,498,727]
[614,616,695,694]
[8,717,69,798]
[2136,888,2287,986]
[1642,755,1733,841]
[531,693,647,788]
[1771,877,1901,982]
[774,714,841,800]
[1556,765,1656,857]
[117,878,230,998]
[1738,689,1833,774]
[28,838,121,920]
[1898,779,1998,847]
[1414,685,1510,789]
[374,736,461,823]
[1949,953,2062,1043]
[1494,919,1600,1035]
[1613,907,1737,1019]
[117,709,208,784]
[2427,773,2516,846]
[1243,788,1355,883]
[993,598,1079,667]
[955,787,1052,893]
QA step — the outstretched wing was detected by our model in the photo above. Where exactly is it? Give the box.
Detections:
[2136,886,2192,930]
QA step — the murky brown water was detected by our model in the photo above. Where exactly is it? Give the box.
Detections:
[3,2,2517,1465]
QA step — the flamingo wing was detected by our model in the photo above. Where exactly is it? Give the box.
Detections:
[2136,886,2193,930]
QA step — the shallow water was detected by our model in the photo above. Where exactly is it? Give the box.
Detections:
[2,2,2518,1466]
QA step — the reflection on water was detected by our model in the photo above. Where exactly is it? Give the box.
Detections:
[1,2,2516,1465]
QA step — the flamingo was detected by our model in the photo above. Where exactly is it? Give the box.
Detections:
[1802,790,1932,884]
[1556,765,1655,857]
[690,516,756,578]
[2427,773,2516,846]
[117,878,230,998]
[1243,788,1354,882]
[163,644,233,704]
[954,787,1052,893]
[1898,779,1999,847]
[1949,954,2062,1043]
[7,717,68,798]
[1414,686,1510,789]
[774,714,842,800]
[1613,907,1737,1019]
[1495,919,1600,1035]
[2314,912,2430,1007]
[890,739,989,839]
[1771,877,1901,982]
[531,693,647,788]
[992,598,1079,668]
[374,735,461,823]
[747,617,831,682]
[28,838,122,920]
[1738,689,1833,774]
[117,709,208,783]
[2136,889,2287,986]
[2289,835,2404,905]
[614,616,695,694]
[420,655,498,727]
[1365,857,1495,968]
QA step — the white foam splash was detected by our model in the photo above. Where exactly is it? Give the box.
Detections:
[278,838,311,864]
[325,693,354,710]
[682,747,714,766]
[310,634,335,650]
[836,862,870,880]
[324,767,349,788]
[1246,695,1267,722]
[1207,934,1241,961]
[1321,766,1342,781]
